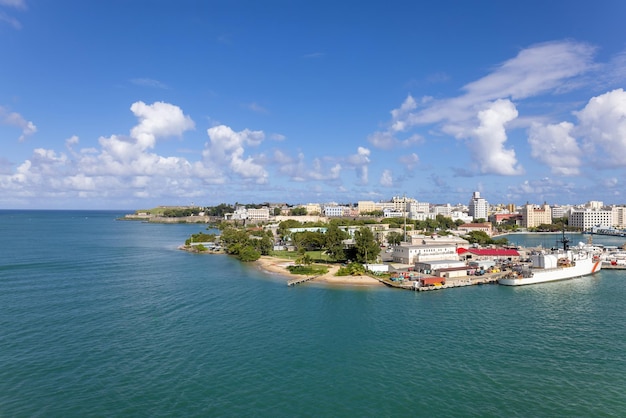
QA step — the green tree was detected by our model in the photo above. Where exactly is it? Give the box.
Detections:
[289,207,308,216]
[325,223,348,261]
[238,245,261,262]
[255,235,273,255]
[354,227,380,263]
[386,231,404,246]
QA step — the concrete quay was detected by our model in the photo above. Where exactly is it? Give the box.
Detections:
[377,272,505,291]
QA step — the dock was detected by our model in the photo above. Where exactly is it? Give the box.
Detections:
[376,272,506,291]
[287,275,320,286]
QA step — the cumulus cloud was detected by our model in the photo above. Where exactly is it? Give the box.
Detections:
[469,99,523,175]
[273,150,341,182]
[528,122,581,175]
[0,106,37,141]
[130,101,195,149]
[576,88,626,167]
[368,40,602,176]
[203,125,268,183]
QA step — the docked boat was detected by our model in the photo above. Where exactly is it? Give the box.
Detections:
[499,231,602,286]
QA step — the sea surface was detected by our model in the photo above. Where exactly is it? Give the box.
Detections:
[1,211,625,417]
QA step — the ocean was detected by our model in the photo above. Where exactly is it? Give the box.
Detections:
[1,211,625,417]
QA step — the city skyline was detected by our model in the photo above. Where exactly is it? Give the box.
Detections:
[2,1,626,209]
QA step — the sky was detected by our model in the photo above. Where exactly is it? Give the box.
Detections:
[1,0,626,210]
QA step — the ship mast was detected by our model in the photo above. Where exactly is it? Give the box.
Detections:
[560,226,570,251]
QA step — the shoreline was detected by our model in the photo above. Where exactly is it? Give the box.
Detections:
[255,256,384,287]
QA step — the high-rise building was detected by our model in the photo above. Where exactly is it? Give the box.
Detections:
[468,191,489,220]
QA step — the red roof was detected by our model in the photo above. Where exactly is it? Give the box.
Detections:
[457,248,519,256]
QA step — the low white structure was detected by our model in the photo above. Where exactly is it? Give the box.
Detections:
[392,244,459,264]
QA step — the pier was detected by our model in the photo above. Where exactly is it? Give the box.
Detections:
[376,272,506,291]
[287,275,321,286]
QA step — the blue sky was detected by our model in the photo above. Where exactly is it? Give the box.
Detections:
[1,0,626,209]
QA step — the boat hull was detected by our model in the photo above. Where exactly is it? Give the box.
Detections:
[498,259,602,286]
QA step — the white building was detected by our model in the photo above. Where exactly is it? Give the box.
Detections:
[468,191,489,220]
[569,209,613,230]
[551,205,566,219]
[613,206,626,228]
[323,205,346,217]
[392,244,459,264]
[247,208,270,221]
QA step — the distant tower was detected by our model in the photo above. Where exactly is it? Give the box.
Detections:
[468,191,489,221]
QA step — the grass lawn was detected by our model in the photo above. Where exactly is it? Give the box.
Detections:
[271,250,334,263]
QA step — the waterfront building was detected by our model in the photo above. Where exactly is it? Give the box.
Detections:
[392,244,459,264]
[551,205,566,219]
[521,203,552,228]
[569,208,613,230]
[612,206,626,228]
[468,191,489,220]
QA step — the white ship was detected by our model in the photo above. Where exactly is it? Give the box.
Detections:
[499,231,602,286]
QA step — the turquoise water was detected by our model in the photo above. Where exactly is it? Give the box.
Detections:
[1,211,625,417]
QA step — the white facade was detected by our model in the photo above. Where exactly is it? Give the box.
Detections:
[551,205,565,219]
[323,205,345,217]
[383,209,404,218]
[569,209,613,230]
[612,206,626,228]
[409,212,436,221]
[432,204,452,216]
[392,244,459,264]
[468,191,489,220]
[247,208,270,221]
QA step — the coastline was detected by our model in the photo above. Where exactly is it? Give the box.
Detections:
[255,256,384,287]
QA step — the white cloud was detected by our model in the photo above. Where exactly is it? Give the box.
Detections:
[273,150,342,182]
[130,101,195,149]
[0,106,37,141]
[380,169,393,187]
[463,41,595,101]
[370,41,600,175]
[204,125,268,183]
[469,99,523,175]
[346,146,370,184]
[0,0,26,29]
[0,0,27,8]
[528,122,581,175]
[0,11,20,28]
[576,88,626,167]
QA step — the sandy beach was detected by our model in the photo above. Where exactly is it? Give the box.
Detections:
[255,256,384,287]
